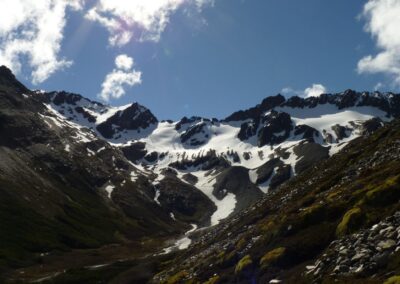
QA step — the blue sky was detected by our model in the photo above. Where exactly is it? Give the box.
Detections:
[1,0,399,120]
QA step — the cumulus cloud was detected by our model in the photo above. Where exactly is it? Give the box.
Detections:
[281,84,327,98]
[0,0,82,84]
[357,0,400,86]
[99,54,142,101]
[85,0,214,46]
[303,84,327,98]
[115,54,134,70]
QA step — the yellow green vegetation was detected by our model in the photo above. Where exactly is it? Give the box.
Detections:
[336,207,363,237]
[298,203,325,227]
[384,275,400,284]
[235,237,247,250]
[260,219,277,233]
[216,250,236,267]
[365,175,400,205]
[234,254,253,274]
[165,270,189,284]
[260,247,286,269]
[203,275,220,284]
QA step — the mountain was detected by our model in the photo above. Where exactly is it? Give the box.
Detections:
[1,65,400,283]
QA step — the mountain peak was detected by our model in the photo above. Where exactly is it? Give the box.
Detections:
[0,65,29,94]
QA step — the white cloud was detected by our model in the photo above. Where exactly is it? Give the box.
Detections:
[281,84,327,98]
[303,84,327,98]
[99,54,142,101]
[357,0,400,86]
[115,54,134,71]
[0,0,82,84]
[85,0,214,46]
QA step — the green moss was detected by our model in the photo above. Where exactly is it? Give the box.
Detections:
[336,207,363,237]
[234,255,252,274]
[165,270,188,284]
[235,238,247,250]
[298,203,326,227]
[259,247,286,269]
[365,175,400,206]
[260,219,276,233]
[217,250,236,268]
[384,275,400,284]
[203,275,220,284]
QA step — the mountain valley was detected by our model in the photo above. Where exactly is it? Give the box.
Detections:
[0,65,400,283]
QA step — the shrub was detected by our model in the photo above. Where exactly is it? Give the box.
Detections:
[336,207,363,237]
[234,255,253,274]
[260,247,286,269]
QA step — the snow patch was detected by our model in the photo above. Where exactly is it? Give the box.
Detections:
[64,144,70,152]
[162,224,198,254]
[154,189,161,205]
[104,185,114,199]
[192,171,237,226]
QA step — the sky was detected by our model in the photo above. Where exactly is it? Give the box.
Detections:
[0,0,399,120]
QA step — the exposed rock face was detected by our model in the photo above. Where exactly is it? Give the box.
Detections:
[213,166,263,212]
[331,124,349,141]
[294,124,319,141]
[120,142,147,162]
[74,106,97,123]
[359,117,384,135]
[51,91,92,106]
[180,122,209,146]
[0,66,30,94]
[254,158,282,184]
[168,150,230,171]
[251,158,292,190]
[175,116,210,130]
[97,103,158,138]
[225,94,286,121]
[257,111,292,147]
[293,141,330,174]
[269,164,291,190]
[157,177,217,226]
[238,119,260,141]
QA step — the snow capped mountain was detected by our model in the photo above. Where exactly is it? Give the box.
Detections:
[0,64,398,234]
[32,80,399,228]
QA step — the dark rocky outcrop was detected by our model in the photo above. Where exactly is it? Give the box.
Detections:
[238,119,260,141]
[360,117,384,135]
[224,94,286,122]
[254,158,282,184]
[180,122,209,146]
[213,166,263,213]
[293,141,330,174]
[294,124,319,141]
[97,103,158,139]
[157,177,217,226]
[269,164,291,190]
[331,124,350,142]
[0,65,30,95]
[257,111,293,147]
[120,142,148,162]
[175,116,211,131]
[169,150,230,171]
